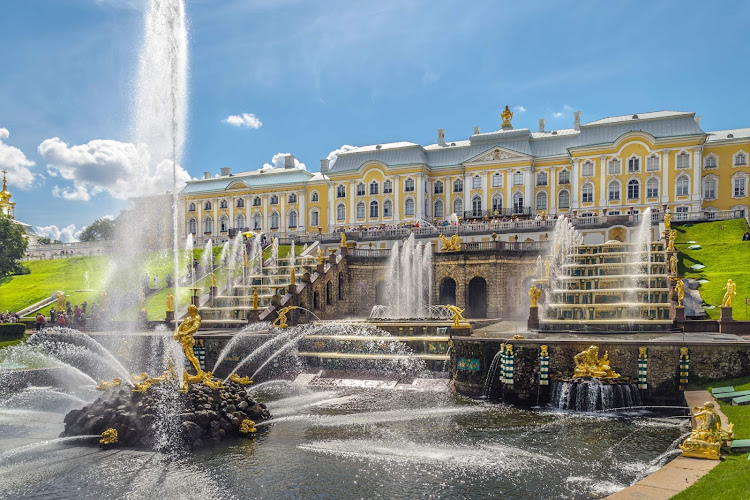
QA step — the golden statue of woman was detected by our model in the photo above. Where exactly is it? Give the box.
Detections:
[528,284,542,307]
[56,291,66,311]
[174,304,202,374]
[669,253,678,275]
[664,209,672,231]
[721,279,737,307]
[317,247,324,265]
[675,279,685,307]
[667,229,677,252]
[340,232,346,247]
[252,289,259,309]
[166,293,174,312]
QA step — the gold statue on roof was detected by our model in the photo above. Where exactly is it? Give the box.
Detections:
[501,105,514,129]
[340,232,346,247]
[573,345,620,379]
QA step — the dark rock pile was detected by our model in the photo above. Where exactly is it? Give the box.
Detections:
[62,380,271,450]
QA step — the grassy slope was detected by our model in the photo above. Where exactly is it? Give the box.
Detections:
[675,218,750,320]
[672,376,750,500]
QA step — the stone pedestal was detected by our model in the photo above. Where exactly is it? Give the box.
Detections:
[191,295,200,307]
[271,294,281,307]
[527,306,539,331]
[720,306,733,322]
[450,325,472,337]
[165,310,175,323]
[302,272,311,283]
[247,309,260,323]
[316,264,325,274]
[210,286,218,297]
[673,306,685,322]
[288,283,297,294]
[340,246,348,256]
[329,253,336,265]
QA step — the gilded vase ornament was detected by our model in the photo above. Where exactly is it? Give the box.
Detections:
[572,346,620,379]
[679,402,734,460]
[100,428,118,445]
[721,279,736,307]
[174,304,202,375]
[675,279,685,307]
[166,293,174,312]
[501,105,514,129]
[528,285,542,307]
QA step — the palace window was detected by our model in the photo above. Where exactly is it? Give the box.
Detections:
[405,178,415,192]
[558,170,570,184]
[512,192,524,213]
[608,181,620,201]
[453,198,463,214]
[187,218,197,234]
[219,215,229,232]
[204,201,212,210]
[581,182,594,203]
[704,156,717,169]
[472,176,481,189]
[536,172,548,186]
[513,171,524,185]
[647,178,659,198]
[536,192,547,211]
[453,178,463,193]
[608,159,621,175]
[734,177,747,198]
[703,179,716,199]
[288,210,298,228]
[434,180,443,194]
[735,152,748,166]
[647,155,660,171]
[384,180,393,194]
[270,195,279,205]
[627,179,640,200]
[492,173,503,187]
[336,185,346,198]
[434,200,444,218]
[311,210,319,227]
[558,190,570,209]
[188,202,196,212]
[676,152,690,169]
[676,206,689,218]
[356,202,365,219]
[311,191,319,202]
[336,204,345,220]
[236,198,244,208]
[471,196,482,216]
[383,200,393,217]
[581,161,594,177]
[235,214,246,229]
[676,176,690,196]
[253,197,261,206]
[219,199,228,209]
[203,216,213,234]
[405,198,415,216]
[288,193,297,204]
[369,181,379,195]
[628,157,640,173]
[370,200,379,218]
[252,213,262,230]
[356,183,365,196]
[270,212,279,229]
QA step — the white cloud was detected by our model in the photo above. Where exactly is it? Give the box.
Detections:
[553,112,564,118]
[35,224,82,243]
[513,105,527,113]
[0,127,36,189]
[38,137,191,201]
[326,145,357,168]
[552,105,575,119]
[421,71,439,86]
[223,113,263,129]
[262,152,306,170]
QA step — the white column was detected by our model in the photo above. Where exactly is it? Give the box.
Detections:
[483,172,489,214]
[197,201,202,243]
[524,168,533,213]
[661,150,671,204]
[444,177,449,216]
[229,197,234,231]
[280,193,286,234]
[299,191,306,231]
[213,200,218,239]
[571,160,580,210]
[463,172,470,217]
[692,149,702,209]
[599,156,607,206]
[349,180,356,225]
[549,168,556,213]
[328,186,335,229]
[263,194,268,231]
[416,173,425,220]
[394,175,401,221]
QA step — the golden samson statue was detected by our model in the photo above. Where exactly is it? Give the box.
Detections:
[573,346,620,379]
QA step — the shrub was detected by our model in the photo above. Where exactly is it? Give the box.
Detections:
[0,323,26,340]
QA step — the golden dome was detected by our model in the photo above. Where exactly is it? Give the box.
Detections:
[0,170,12,203]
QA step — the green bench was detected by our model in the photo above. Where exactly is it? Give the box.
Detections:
[731,394,750,406]
[711,386,735,395]
[714,390,750,401]
[729,439,750,452]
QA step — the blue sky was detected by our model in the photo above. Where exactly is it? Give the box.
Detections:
[1,0,749,241]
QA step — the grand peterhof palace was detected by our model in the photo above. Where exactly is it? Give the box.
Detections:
[180,108,749,243]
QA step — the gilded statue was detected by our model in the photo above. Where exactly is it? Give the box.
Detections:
[442,304,469,328]
[638,346,647,359]
[340,232,346,248]
[680,401,734,460]
[100,428,118,445]
[501,105,513,129]
[573,346,620,379]
[209,272,217,288]
[230,373,252,385]
[166,293,174,312]
[95,378,122,391]
[666,229,677,252]
[174,304,202,374]
[675,279,685,307]
[290,267,296,285]
[544,258,550,279]
[438,234,461,252]
[669,253,678,275]
[663,209,672,231]
[130,372,149,383]
[239,419,257,434]
[56,291,66,312]
[317,247,324,265]
[528,284,542,307]
[721,279,737,307]
[273,305,296,328]
[252,289,259,309]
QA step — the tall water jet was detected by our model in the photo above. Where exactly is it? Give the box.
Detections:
[377,235,433,319]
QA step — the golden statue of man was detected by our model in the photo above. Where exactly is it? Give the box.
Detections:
[340,232,346,248]
[680,401,735,460]
[443,304,468,328]
[667,229,677,252]
[573,345,620,379]
[669,253,678,275]
[56,291,66,312]
[174,304,202,374]
[528,284,542,307]
[675,279,685,307]
[166,293,174,312]
[721,279,737,307]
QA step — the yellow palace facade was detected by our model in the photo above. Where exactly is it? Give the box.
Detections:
[179,109,750,243]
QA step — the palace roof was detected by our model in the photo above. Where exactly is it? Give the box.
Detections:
[706,128,750,143]
[181,167,314,195]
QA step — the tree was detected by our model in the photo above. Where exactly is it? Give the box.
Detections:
[0,213,29,277]
[79,218,116,242]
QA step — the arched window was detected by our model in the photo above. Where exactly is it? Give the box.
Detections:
[219,199,228,209]
[203,216,213,234]
[252,213,262,230]
[253,196,261,206]
[472,176,481,189]
[581,161,594,177]
[236,198,244,208]
[405,178,415,192]
[512,192,524,213]
[381,180,392,194]
[453,178,463,193]
[370,200,379,218]
[310,209,320,227]
[187,218,197,234]
[536,192,547,211]
[471,195,482,216]
[492,173,503,187]
[219,215,229,232]
[270,212,280,229]
[646,178,659,198]
[453,198,463,214]
[204,201,212,210]
[383,200,393,217]
[558,170,570,184]
[405,198,415,216]
[704,156,717,169]
[188,202,196,212]
[581,182,594,203]
[311,191,319,202]
[608,181,621,201]
[235,213,246,229]
[627,179,640,199]
[647,155,660,171]
[336,204,346,220]
[369,181,379,195]
[434,180,444,194]
[628,156,640,172]
[513,171,524,185]
[536,172,548,186]
[676,152,690,169]
[288,193,297,204]
[676,176,690,196]
[491,194,503,214]
[356,202,365,219]
[558,190,570,209]
[608,159,621,175]
[434,199,444,218]
[356,183,365,196]
[288,210,298,227]
[270,195,278,205]
[336,185,346,198]
[735,152,747,166]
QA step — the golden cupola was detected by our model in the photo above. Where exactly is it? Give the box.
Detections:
[0,170,16,218]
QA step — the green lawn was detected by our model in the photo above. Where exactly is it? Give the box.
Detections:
[0,337,25,349]
[672,376,750,500]
[675,218,750,320]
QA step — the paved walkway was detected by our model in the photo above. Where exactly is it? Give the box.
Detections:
[604,390,730,500]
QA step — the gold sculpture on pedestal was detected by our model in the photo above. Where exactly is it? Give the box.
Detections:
[273,305,297,328]
[209,272,217,288]
[96,378,122,391]
[442,305,469,328]
[680,402,734,460]
[340,232,346,247]
[721,279,737,307]
[528,285,542,307]
[166,293,174,312]
[572,346,620,379]
[438,234,461,252]
[56,291,66,312]
[100,428,118,445]
[317,248,324,265]
[175,305,202,374]
[290,267,296,285]
[252,289,259,309]
[666,229,677,252]
[675,279,685,307]
[501,105,514,129]
[663,209,672,231]
[669,253,678,275]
